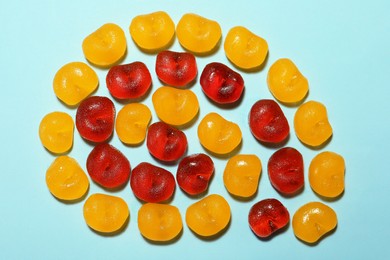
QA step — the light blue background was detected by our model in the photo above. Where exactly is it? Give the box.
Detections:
[1,0,389,259]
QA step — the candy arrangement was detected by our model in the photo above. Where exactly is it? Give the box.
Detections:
[39,11,345,244]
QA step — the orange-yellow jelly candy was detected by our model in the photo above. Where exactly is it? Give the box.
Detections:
[197,112,242,155]
[176,13,222,54]
[309,151,345,198]
[46,156,89,201]
[129,11,175,52]
[115,103,151,145]
[39,111,74,154]
[82,23,127,67]
[83,193,129,233]
[138,203,183,242]
[267,58,309,104]
[224,26,268,70]
[292,201,337,244]
[294,101,333,147]
[223,154,262,198]
[53,62,99,106]
[152,86,199,127]
[186,194,231,237]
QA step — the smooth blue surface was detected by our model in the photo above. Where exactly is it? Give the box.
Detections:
[1,0,389,259]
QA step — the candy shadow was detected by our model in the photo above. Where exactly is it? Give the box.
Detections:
[88,215,130,237]
[142,228,183,245]
[295,225,338,247]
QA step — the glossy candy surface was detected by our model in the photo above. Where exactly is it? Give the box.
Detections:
[292,202,337,244]
[106,61,152,99]
[268,147,304,195]
[129,11,175,52]
[176,13,222,54]
[53,62,98,106]
[248,199,290,238]
[224,26,268,70]
[130,162,175,203]
[146,121,188,162]
[82,23,127,67]
[115,103,151,145]
[86,143,131,189]
[39,111,74,154]
[200,62,244,104]
[46,156,89,201]
[197,112,242,155]
[152,86,199,127]
[309,151,345,198]
[186,194,231,237]
[294,101,333,147]
[223,154,262,198]
[155,50,197,87]
[176,153,214,195]
[249,99,289,144]
[83,193,129,233]
[138,203,183,242]
[76,96,116,143]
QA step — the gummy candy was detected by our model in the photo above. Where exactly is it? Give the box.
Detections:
[267,58,309,104]
[309,151,345,198]
[197,112,242,155]
[115,103,151,145]
[152,86,199,127]
[86,143,131,189]
[249,99,290,144]
[82,23,127,67]
[138,203,183,242]
[146,121,188,162]
[186,194,230,237]
[46,156,89,201]
[176,153,214,195]
[248,198,290,238]
[224,26,268,70]
[130,162,175,203]
[268,147,304,195]
[129,11,175,52]
[83,193,129,233]
[76,96,116,143]
[53,62,99,106]
[200,62,244,104]
[294,100,333,147]
[106,61,152,99]
[176,13,222,55]
[155,50,197,87]
[223,154,262,198]
[39,111,74,154]
[292,201,337,244]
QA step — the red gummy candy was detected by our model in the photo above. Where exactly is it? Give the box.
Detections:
[176,153,214,195]
[86,143,131,189]
[146,121,188,162]
[76,96,115,143]
[249,99,289,144]
[106,61,152,99]
[155,50,197,87]
[200,62,244,104]
[130,162,175,203]
[248,198,290,238]
[268,147,304,195]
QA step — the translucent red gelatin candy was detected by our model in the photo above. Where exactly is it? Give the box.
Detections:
[249,99,289,144]
[86,143,131,189]
[76,96,115,143]
[248,198,290,238]
[146,121,188,162]
[200,62,244,104]
[155,50,197,87]
[106,61,152,99]
[130,162,175,203]
[176,153,214,195]
[268,147,304,195]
